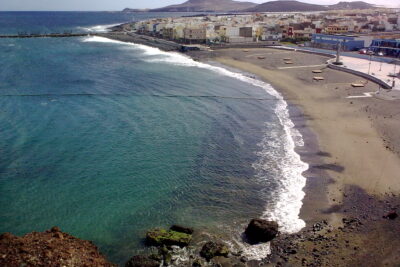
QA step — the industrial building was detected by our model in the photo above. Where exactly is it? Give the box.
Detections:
[369,39,400,58]
[311,33,373,51]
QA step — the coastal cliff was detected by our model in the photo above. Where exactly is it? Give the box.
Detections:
[0,227,115,266]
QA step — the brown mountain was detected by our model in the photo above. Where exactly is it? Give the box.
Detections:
[150,0,257,12]
[245,0,328,12]
[329,1,375,10]
[245,0,375,12]
[123,0,375,13]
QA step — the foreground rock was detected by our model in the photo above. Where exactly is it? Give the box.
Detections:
[383,210,398,220]
[0,227,115,267]
[146,228,192,247]
[244,219,279,244]
[200,241,229,261]
[125,255,160,267]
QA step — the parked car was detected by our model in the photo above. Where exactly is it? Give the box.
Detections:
[359,48,367,54]
[367,50,375,55]
[377,51,385,56]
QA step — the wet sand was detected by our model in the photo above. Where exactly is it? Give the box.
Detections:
[191,48,400,266]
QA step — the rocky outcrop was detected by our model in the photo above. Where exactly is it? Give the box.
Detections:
[244,219,279,244]
[146,228,192,247]
[0,227,115,266]
[383,210,398,220]
[192,258,203,266]
[199,241,230,261]
[125,255,161,267]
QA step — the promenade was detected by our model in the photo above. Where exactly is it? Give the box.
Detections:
[341,56,400,90]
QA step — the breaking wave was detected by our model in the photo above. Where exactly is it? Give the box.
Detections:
[77,23,120,33]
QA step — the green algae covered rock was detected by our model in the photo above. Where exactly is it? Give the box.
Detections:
[146,228,192,247]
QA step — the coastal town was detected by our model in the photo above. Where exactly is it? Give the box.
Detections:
[124,8,400,57]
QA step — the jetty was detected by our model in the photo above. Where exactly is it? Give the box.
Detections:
[98,32,185,52]
[0,30,201,53]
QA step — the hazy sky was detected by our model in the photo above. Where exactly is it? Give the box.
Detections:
[1,0,398,11]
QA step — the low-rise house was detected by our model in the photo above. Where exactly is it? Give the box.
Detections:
[261,27,282,41]
[239,27,253,38]
[183,27,207,43]
[325,25,349,34]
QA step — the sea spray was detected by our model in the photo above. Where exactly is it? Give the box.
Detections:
[82,35,309,258]
[77,23,121,33]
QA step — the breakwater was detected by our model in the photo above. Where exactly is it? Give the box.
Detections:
[0,32,184,52]
[99,32,184,51]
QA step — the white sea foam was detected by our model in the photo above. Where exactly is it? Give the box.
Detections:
[229,237,271,261]
[82,36,126,44]
[77,23,120,33]
[82,35,309,259]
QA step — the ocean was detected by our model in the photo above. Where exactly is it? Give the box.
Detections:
[0,12,308,265]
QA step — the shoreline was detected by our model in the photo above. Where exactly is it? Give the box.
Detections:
[204,48,400,265]
[87,34,400,265]
[203,60,322,226]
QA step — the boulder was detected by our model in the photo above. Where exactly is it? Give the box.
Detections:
[244,219,278,244]
[192,258,203,267]
[170,225,194,235]
[146,228,192,247]
[212,256,238,267]
[200,241,229,261]
[125,255,160,267]
[384,210,398,220]
[158,245,172,266]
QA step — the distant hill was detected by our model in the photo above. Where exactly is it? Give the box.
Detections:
[151,0,257,12]
[245,0,375,12]
[123,0,376,13]
[329,1,375,10]
[245,0,328,12]
[122,8,150,12]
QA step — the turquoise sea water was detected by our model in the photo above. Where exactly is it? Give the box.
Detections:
[0,12,307,264]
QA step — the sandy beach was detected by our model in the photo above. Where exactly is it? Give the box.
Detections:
[192,47,400,266]
[211,48,400,194]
